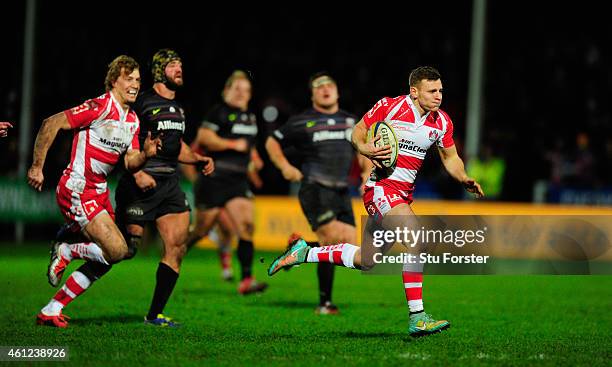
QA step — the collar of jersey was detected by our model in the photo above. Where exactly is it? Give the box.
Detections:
[109,91,128,122]
[406,96,430,127]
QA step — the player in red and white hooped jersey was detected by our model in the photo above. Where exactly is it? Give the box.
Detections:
[60,89,140,197]
[361,88,455,221]
[267,66,484,337]
[356,66,483,334]
[26,55,161,328]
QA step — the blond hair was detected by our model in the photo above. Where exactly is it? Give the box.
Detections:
[222,70,251,97]
[104,55,139,91]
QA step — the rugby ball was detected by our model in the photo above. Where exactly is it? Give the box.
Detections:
[367,121,398,168]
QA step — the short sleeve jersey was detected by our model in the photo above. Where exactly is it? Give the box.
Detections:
[62,91,140,194]
[201,103,258,176]
[362,95,454,191]
[132,88,186,177]
[272,108,357,188]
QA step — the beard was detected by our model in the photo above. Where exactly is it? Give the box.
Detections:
[164,76,183,91]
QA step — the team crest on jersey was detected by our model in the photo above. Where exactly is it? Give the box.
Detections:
[346,117,355,126]
[367,204,377,215]
[428,129,440,142]
[169,106,176,113]
[327,119,335,125]
[103,122,117,136]
[83,200,99,216]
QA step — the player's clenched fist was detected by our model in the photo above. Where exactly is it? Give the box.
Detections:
[27,166,44,191]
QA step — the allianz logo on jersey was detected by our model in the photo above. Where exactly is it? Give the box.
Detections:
[398,138,427,154]
[157,120,185,132]
[99,137,128,149]
[312,129,352,142]
[231,123,258,136]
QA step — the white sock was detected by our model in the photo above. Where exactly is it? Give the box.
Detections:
[41,300,64,316]
[66,242,109,264]
[403,259,424,314]
[58,243,73,261]
[42,271,93,316]
[306,243,359,269]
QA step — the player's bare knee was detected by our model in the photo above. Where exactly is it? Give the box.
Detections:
[243,221,254,237]
[237,225,253,241]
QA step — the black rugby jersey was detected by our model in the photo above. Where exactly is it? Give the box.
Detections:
[132,89,186,177]
[201,103,258,176]
[272,108,357,188]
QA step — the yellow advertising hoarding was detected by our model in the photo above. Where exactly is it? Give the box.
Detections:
[197,197,612,260]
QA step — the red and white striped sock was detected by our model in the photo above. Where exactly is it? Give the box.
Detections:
[41,271,91,316]
[220,250,232,271]
[403,271,423,313]
[306,243,359,269]
[66,242,109,264]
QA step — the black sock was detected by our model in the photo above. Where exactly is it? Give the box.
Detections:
[77,261,112,282]
[317,262,335,305]
[306,241,319,247]
[237,239,254,280]
[147,263,179,320]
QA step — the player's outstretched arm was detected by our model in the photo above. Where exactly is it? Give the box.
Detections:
[124,132,161,173]
[437,145,484,198]
[264,136,302,182]
[27,113,71,191]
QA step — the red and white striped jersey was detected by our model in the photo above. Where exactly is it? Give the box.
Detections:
[362,95,454,192]
[62,91,140,194]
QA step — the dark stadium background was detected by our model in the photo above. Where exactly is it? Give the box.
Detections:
[1,2,610,239]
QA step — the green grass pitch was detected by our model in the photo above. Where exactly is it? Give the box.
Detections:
[0,243,610,366]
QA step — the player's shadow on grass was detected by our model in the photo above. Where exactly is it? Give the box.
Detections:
[71,314,143,325]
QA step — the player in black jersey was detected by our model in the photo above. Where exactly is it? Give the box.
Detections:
[265,72,372,314]
[183,142,264,281]
[115,49,214,326]
[186,70,268,295]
